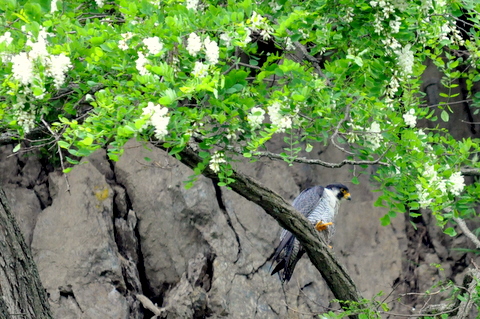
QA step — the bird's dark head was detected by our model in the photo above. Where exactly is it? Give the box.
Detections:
[326,184,351,201]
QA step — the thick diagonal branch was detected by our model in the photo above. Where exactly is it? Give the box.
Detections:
[165,142,364,312]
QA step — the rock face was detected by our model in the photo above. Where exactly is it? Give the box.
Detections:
[0,136,474,319]
[31,157,132,319]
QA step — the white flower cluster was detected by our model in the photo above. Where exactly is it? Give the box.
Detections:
[403,108,417,127]
[449,172,465,196]
[95,0,104,8]
[11,53,34,86]
[50,0,58,13]
[247,107,265,129]
[439,22,465,46]
[343,7,355,23]
[143,36,163,55]
[46,53,72,89]
[136,52,150,76]
[185,33,220,77]
[370,0,397,34]
[142,102,170,140]
[396,44,414,77]
[7,27,72,91]
[204,36,219,64]
[365,122,383,150]
[16,109,35,133]
[247,11,273,40]
[118,32,134,51]
[209,151,226,173]
[416,164,466,209]
[267,101,293,133]
[186,32,202,56]
[0,31,13,46]
[192,61,208,78]
[185,0,199,10]
[186,33,219,65]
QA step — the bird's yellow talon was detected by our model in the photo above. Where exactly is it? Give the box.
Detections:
[315,221,333,231]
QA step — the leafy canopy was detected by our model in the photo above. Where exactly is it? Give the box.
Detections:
[1,0,480,234]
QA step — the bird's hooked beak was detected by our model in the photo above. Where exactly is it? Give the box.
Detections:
[344,192,352,200]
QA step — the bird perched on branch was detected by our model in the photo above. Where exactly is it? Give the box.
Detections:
[270,184,351,282]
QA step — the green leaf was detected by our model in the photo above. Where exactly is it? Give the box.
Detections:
[380,214,390,226]
[62,167,73,173]
[0,0,17,11]
[80,136,94,146]
[12,144,21,153]
[444,227,457,237]
[65,156,79,165]
[305,143,313,153]
[199,151,210,159]
[57,141,70,149]
[351,176,359,185]
[441,110,449,122]
[144,157,151,162]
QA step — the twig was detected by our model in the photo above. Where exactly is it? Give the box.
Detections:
[461,167,480,176]
[41,118,71,193]
[453,217,480,249]
[453,269,480,319]
[136,294,164,316]
[330,102,355,155]
[379,306,460,318]
[251,149,390,168]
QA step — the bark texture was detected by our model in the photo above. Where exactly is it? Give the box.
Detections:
[0,188,52,319]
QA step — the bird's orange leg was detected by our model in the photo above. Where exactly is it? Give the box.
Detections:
[315,221,333,231]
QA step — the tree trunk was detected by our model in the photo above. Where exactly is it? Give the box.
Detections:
[0,188,52,319]
[167,143,364,316]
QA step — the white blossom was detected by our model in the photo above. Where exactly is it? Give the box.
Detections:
[143,36,163,55]
[186,32,202,56]
[95,0,104,8]
[136,52,149,76]
[219,33,232,47]
[185,0,199,10]
[192,61,209,78]
[389,16,401,33]
[344,7,355,23]
[448,172,465,196]
[26,37,49,64]
[45,53,72,88]
[209,151,226,173]
[16,110,35,133]
[403,108,417,127]
[247,107,265,129]
[365,121,383,150]
[118,32,134,50]
[143,102,170,140]
[51,0,58,13]
[242,27,252,46]
[204,37,219,64]
[247,11,273,40]
[11,52,34,86]
[0,31,13,46]
[416,184,433,209]
[268,101,292,132]
[396,44,414,77]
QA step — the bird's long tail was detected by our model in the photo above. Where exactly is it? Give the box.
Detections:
[270,234,304,282]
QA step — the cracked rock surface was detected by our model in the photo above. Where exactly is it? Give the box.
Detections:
[1,112,478,319]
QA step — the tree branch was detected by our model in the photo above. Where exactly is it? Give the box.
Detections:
[460,167,480,176]
[252,149,390,168]
[162,142,364,316]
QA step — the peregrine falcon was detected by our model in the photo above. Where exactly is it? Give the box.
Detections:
[270,184,351,282]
